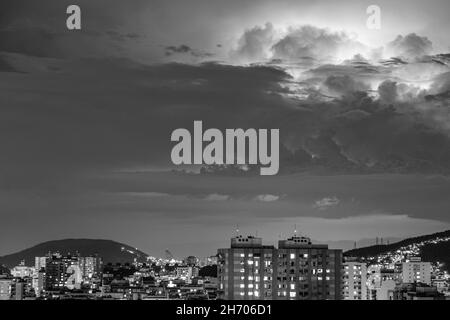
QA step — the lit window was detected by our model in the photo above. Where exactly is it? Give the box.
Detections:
[290,292,296,298]
[290,253,295,259]
[290,284,295,290]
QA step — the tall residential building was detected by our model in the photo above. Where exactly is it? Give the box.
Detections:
[218,235,276,300]
[35,257,47,271]
[32,269,46,297]
[14,281,25,300]
[343,260,367,300]
[218,235,342,300]
[367,265,381,300]
[78,256,102,281]
[0,278,12,300]
[45,254,79,290]
[402,257,431,285]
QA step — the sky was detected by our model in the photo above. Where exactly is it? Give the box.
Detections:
[1,0,450,259]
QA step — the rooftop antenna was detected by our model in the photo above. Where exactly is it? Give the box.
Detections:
[235,224,240,236]
[294,224,297,236]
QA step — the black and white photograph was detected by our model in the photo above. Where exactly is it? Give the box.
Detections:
[0,0,450,309]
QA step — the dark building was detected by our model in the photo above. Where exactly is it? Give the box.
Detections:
[45,254,78,290]
[218,236,276,300]
[218,235,342,300]
[392,283,446,300]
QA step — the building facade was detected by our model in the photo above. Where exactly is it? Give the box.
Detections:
[402,257,431,285]
[343,261,367,300]
[218,235,342,300]
[0,278,12,300]
[78,256,102,281]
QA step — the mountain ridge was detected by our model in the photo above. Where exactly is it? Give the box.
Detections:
[0,238,149,268]
[345,229,450,272]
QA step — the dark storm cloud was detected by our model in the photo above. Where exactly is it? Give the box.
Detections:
[165,45,192,55]
[2,53,450,187]
[1,0,450,256]
[323,75,370,96]
[0,0,148,59]
[378,80,398,104]
[106,30,143,42]
[164,44,214,58]
[0,53,18,72]
[429,71,450,94]
[0,57,295,191]
[0,26,64,58]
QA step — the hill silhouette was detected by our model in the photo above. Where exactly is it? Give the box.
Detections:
[345,230,450,271]
[0,239,149,268]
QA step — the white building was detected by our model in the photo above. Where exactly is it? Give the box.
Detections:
[10,261,35,278]
[35,257,47,271]
[176,266,199,283]
[402,257,431,285]
[343,261,367,300]
[0,279,12,300]
[376,279,396,300]
[32,271,45,297]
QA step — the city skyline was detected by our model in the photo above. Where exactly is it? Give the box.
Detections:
[1,231,449,300]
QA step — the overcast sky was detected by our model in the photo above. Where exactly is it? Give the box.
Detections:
[1,0,450,258]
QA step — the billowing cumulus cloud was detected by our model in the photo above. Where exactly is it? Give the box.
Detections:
[378,80,398,104]
[231,24,371,64]
[386,33,433,60]
[272,25,368,62]
[231,22,276,63]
